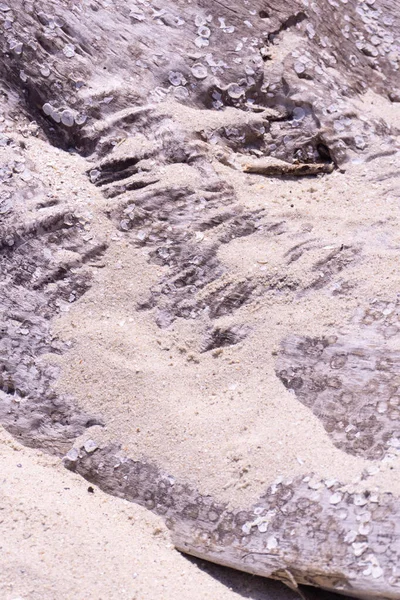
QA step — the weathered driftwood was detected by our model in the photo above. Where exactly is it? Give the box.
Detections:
[65,441,400,600]
[242,158,334,177]
[0,0,400,597]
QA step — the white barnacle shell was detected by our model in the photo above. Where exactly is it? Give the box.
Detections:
[324,479,337,488]
[74,113,87,126]
[63,43,76,58]
[168,71,185,86]
[9,39,23,54]
[195,36,209,48]
[197,25,210,38]
[242,522,252,535]
[344,530,357,544]
[42,102,53,116]
[355,135,366,149]
[227,83,244,99]
[257,521,268,533]
[61,109,75,127]
[329,492,343,504]
[89,169,100,183]
[51,109,61,123]
[65,447,79,462]
[191,63,208,80]
[308,479,322,490]
[358,522,371,536]
[195,14,207,27]
[40,65,51,77]
[359,510,372,523]
[353,494,368,506]
[337,508,348,520]
[292,107,306,121]
[174,86,189,100]
[352,542,368,557]
[83,439,98,453]
[294,61,305,74]
[266,536,278,550]
[129,9,145,21]
[371,566,383,579]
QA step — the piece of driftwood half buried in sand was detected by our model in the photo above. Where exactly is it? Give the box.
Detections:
[0,0,400,598]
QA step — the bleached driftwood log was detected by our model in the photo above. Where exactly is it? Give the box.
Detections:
[1,0,400,597]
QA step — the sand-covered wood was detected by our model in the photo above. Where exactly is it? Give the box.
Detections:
[0,0,400,597]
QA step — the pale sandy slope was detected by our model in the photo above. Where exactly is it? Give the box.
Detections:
[0,426,296,600]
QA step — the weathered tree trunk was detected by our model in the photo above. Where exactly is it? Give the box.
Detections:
[1,0,400,597]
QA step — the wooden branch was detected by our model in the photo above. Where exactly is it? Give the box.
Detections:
[243,158,334,177]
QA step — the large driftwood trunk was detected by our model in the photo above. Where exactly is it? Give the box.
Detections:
[1,0,400,597]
